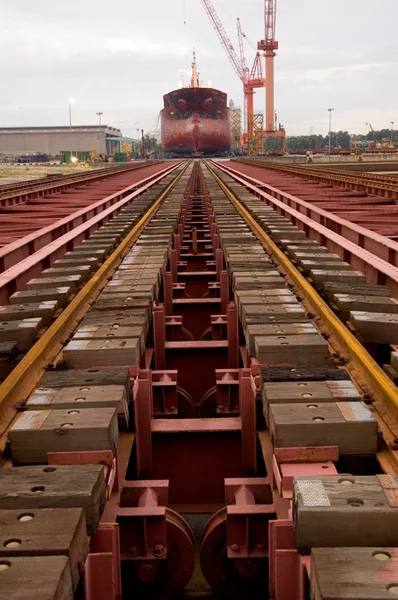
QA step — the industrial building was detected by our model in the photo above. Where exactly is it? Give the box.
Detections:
[0,125,136,158]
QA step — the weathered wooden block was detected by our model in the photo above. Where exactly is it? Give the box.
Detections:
[294,475,398,553]
[63,338,141,368]
[237,293,297,320]
[73,324,145,355]
[323,282,391,298]
[55,256,100,269]
[41,265,92,283]
[245,322,317,356]
[391,352,398,372]
[0,555,73,600]
[0,508,88,589]
[0,302,58,324]
[26,384,129,427]
[0,464,106,535]
[350,312,398,344]
[262,380,361,421]
[25,276,82,292]
[242,304,306,328]
[0,318,43,351]
[94,294,152,312]
[9,408,118,464]
[334,295,398,320]
[300,261,352,272]
[101,284,156,302]
[9,288,71,308]
[269,401,377,454]
[294,252,342,263]
[233,273,282,291]
[260,365,351,384]
[310,547,398,600]
[80,310,149,333]
[310,270,367,286]
[255,334,330,366]
[39,367,131,397]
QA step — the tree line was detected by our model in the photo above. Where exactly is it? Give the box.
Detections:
[285,128,396,152]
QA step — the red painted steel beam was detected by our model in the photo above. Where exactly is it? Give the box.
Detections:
[224,161,398,265]
[0,162,180,272]
[211,160,398,297]
[0,162,183,304]
[0,162,164,206]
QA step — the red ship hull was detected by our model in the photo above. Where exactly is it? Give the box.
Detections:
[161,87,231,155]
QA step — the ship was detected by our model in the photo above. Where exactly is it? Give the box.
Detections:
[161,50,232,156]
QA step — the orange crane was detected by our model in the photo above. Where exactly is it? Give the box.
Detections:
[200,0,264,153]
[201,0,285,154]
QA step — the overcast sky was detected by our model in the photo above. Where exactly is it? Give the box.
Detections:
[1,0,397,137]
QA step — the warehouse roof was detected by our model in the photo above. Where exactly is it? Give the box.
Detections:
[0,125,123,136]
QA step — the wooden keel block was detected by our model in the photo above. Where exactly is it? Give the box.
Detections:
[0,555,74,600]
[293,252,343,263]
[300,261,352,272]
[0,302,58,324]
[324,282,391,298]
[310,270,367,286]
[334,295,398,320]
[246,322,317,356]
[9,408,118,464]
[350,312,398,344]
[41,265,92,283]
[293,475,398,553]
[73,324,145,353]
[269,401,377,454]
[0,508,88,590]
[63,338,141,368]
[39,368,131,398]
[25,275,82,292]
[260,365,351,384]
[310,547,398,600]
[9,288,71,308]
[25,384,129,427]
[242,304,307,328]
[233,273,282,290]
[262,380,361,422]
[255,334,330,367]
[0,318,43,351]
[0,464,106,535]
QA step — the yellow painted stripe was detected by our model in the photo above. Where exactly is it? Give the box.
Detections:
[0,161,189,432]
[206,160,398,420]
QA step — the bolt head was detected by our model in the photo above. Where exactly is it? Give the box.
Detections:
[153,543,165,557]
[230,543,240,554]
[128,545,139,558]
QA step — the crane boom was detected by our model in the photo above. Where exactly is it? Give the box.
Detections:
[237,18,248,80]
[265,0,277,47]
[200,0,246,82]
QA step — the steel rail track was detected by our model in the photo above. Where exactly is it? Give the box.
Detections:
[205,159,398,472]
[0,161,163,201]
[234,158,398,198]
[210,159,398,294]
[0,162,189,438]
[1,158,398,599]
[0,162,183,303]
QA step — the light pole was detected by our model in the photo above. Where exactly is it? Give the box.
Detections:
[391,121,395,147]
[136,128,140,157]
[69,97,75,163]
[96,112,103,126]
[328,108,334,156]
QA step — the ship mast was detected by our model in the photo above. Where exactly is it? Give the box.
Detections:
[190,48,200,88]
